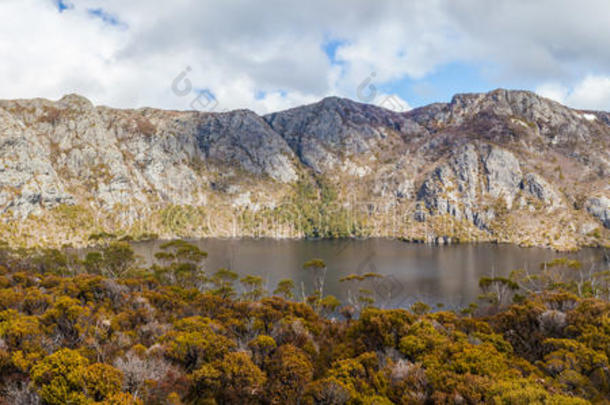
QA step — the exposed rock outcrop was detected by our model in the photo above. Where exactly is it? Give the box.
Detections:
[198,110,298,182]
[0,89,607,248]
[265,97,426,173]
[586,197,610,228]
[0,108,73,218]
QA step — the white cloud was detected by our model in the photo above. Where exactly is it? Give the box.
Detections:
[447,0,610,82]
[0,0,608,113]
[536,83,570,104]
[566,76,610,110]
[536,75,610,111]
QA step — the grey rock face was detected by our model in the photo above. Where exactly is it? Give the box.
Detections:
[481,144,522,207]
[586,197,610,228]
[197,110,297,182]
[0,97,300,218]
[265,97,426,173]
[0,88,607,246]
[408,89,596,144]
[417,143,523,227]
[521,173,563,210]
[416,142,567,229]
[0,108,73,218]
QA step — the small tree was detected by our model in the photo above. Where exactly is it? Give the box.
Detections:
[410,301,431,315]
[83,363,124,402]
[42,296,91,348]
[240,275,265,301]
[103,242,137,278]
[84,242,137,279]
[83,251,104,274]
[153,240,208,288]
[214,352,266,403]
[273,279,295,300]
[478,276,519,310]
[248,335,277,367]
[30,349,123,404]
[164,326,235,371]
[210,268,238,299]
[302,259,327,307]
[30,349,89,405]
[339,273,383,312]
[31,248,75,276]
[319,295,341,317]
[265,344,314,404]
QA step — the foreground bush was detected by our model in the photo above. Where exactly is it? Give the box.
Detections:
[0,244,608,403]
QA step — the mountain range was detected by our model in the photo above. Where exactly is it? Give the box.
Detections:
[0,89,608,249]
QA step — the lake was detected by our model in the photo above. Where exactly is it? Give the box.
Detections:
[132,239,608,309]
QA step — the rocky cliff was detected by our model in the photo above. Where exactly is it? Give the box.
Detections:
[0,89,608,249]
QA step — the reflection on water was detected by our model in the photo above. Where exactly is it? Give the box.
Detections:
[132,239,607,309]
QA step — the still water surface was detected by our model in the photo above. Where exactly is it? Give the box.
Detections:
[132,239,607,309]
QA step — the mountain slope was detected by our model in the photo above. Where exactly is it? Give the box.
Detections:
[0,89,607,249]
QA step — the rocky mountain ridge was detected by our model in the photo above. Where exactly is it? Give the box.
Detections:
[0,89,608,249]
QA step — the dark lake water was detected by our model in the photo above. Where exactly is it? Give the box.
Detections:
[132,239,607,309]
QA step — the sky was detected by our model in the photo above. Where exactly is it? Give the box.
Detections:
[0,0,609,114]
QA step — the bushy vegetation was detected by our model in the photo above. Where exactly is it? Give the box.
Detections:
[0,240,608,404]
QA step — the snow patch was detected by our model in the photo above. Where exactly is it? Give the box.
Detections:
[582,113,597,121]
[511,118,529,128]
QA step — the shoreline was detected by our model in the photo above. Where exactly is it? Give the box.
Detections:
[2,229,608,252]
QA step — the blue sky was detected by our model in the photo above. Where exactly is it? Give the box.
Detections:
[86,8,127,29]
[355,62,494,107]
[0,0,608,113]
[320,38,540,109]
[56,0,71,12]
